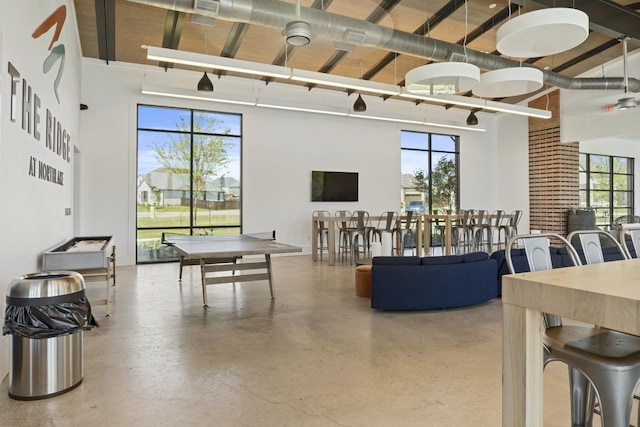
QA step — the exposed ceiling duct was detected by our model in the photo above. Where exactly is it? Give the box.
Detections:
[129,0,640,93]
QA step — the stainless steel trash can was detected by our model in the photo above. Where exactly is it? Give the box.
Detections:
[4,272,91,400]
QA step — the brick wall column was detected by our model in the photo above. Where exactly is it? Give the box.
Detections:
[528,90,579,236]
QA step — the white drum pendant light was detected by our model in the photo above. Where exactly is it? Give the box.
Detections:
[472,67,544,98]
[496,8,589,58]
[405,62,480,95]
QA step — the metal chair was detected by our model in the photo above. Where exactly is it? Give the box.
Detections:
[371,211,399,256]
[484,210,504,253]
[500,209,522,248]
[507,233,640,427]
[619,225,640,259]
[349,210,371,262]
[312,210,331,262]
[334,210,352,263]
[451,210,472,254]
[371,211,398,241]
[567,229,628,265]
[468,209,490,252]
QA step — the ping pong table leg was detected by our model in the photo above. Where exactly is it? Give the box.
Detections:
[266,254,275,299]
[199,259,209,307]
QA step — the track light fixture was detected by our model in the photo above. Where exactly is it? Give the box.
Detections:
[466,110,479,126]
[197,71,214,92]
[353,94,367,112]
[148,46,552,119]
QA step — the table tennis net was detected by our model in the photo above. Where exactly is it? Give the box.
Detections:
[162,231,276,244]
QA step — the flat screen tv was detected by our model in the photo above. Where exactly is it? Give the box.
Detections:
[311,171,358,202]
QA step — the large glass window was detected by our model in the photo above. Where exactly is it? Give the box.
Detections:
[401,131,459,244]
[579,153,634,229]
[137,105,242,263]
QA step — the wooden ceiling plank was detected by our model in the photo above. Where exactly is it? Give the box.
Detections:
[362,0,465,82]
[306,0,403,88]
[553,39,620,73]
[394,3,518,86]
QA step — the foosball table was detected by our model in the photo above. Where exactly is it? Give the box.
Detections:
[42,236,115,316]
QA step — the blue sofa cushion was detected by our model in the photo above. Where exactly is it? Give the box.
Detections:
[371,259,497,311]
[462,252,490,263]
[372,256,420,266]
[420,255,463,265]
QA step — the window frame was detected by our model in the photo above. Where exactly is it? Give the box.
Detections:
[136,104,243,264]
[579,152,634,229]
[400,130,460,216]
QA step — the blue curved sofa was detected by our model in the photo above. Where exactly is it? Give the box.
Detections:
[370,252,498,310]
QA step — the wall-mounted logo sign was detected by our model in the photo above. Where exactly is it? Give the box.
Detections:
[32,5,66,104]
[6,4,72,187]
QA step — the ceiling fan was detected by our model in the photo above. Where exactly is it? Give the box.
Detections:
[604,38,639,112]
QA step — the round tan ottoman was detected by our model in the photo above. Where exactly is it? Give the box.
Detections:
[355,264,372,298]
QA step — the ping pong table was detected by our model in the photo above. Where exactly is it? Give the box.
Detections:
[162,232,301,307]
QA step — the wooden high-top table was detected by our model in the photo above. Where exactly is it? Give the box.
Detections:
[415,212,514,256]
[502,259,640,426]
[416,214,461,256]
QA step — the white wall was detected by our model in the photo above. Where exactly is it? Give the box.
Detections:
[0,0,81,380]
[79,60,503,265]
[495,114,530,233]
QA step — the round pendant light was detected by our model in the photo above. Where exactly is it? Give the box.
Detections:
[472,67,544,98]
[405,62,480,95]
[496,8,589,58]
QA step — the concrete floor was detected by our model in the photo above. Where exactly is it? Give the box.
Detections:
[0,255,599,426]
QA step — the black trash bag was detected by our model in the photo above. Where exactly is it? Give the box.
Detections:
[3,294,99,339]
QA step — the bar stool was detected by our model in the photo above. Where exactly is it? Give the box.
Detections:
[468,209,489,252]
[451,210,472,254]
[335,210,352,263]
[484,210,503,253]
[312,210,331,261]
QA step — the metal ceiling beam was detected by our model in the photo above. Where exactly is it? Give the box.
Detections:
[94,0,116,63]
[212,22,251,77]
[159,10,185,69]
[220,22,249,58]
[510,0,640,46]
